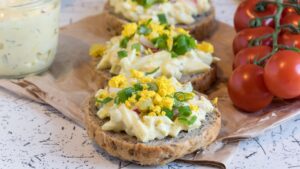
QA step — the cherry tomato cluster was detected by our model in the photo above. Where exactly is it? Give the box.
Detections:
[228,0,300,112]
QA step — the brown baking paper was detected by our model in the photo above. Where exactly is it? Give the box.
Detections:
[1,14,300,168]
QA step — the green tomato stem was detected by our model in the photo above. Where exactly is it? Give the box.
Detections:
[278,45,300,52]
[249,33,273,47]
[256,0,284,65]
[266,1,300,11]
[280,24,300,33]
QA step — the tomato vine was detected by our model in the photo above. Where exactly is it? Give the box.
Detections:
[248,0,300,65]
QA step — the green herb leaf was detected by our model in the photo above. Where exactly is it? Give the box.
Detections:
[131,43,141,52]
[120,37,129,48]
[174,92,194,102]
[138,24,152,35]
[96,97,113,104]
[118,50,128,59]
[152,34,169,50]
[114,87,135,104]
[178,106,192,117]
[157,13,168,24]
[162,108,174,120]
[147,82,158,92]
[172,34,196,56]
[145,67,159,75]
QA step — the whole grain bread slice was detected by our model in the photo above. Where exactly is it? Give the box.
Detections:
[95,64,217,93]
[180,64,217,92]
[84,96,221,165]
[103,2,218,40]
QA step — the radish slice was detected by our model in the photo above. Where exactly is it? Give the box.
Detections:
[140,36,155,48]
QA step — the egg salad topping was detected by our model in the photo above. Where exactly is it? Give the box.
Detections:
[95,70,216,142]
[90,19,218,80]
[109,0,211,25]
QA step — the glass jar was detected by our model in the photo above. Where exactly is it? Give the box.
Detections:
[0,0,60,78]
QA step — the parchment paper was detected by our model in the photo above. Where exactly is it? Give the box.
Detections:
[1,14,300,168]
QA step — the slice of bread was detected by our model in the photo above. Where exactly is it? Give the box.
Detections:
[180,64,217,92]
[103,2,218,40]
[95,63,217,93]
[85,96,221,165]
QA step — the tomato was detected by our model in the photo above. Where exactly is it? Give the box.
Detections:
[279,31,300,48]
[264,50,300,99]
[281,13,300,28]
[233,46,272,69]
[282,7,297,17]
[282,0,299,17]
[283,0,300,4]
[234,0,276,32]
[228,64,273,112]
[233,26,274,54]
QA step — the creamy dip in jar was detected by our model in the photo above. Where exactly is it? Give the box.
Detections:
[0,0,60,78]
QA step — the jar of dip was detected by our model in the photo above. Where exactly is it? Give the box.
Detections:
[0,0,60,78]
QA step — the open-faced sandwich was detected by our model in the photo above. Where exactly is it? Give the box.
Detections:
[103,0,217,40]
[90,20,219,92]
[85,70,221,165]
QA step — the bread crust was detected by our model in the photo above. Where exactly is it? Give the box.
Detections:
[85,97,221,165]
[180,64,217,92]
[103,2,218,40]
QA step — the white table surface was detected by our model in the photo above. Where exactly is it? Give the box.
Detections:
[1,0,300,169]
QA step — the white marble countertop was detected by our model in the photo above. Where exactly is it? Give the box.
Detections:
[0,0,300,169]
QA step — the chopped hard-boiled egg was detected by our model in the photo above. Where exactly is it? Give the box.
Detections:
[90,19,218,81]
[94,70,216,142]
[109,0,211,25]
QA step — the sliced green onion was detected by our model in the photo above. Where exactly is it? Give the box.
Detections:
[131,43,141,52]
[114,87,135,104]
[178,115,197,125]
[178,106,192,117]
[133,83,143,91]
[171,51,178,58]
[162,108,174,120]
[157,13,168,24]
[147,82,158,92]
[174,92,194,102]
[138,24,152,35]
[118,50,128,59]
[152,34,168,50]
[132,0,156,8]
[145,67,159,75]
[173,98,184,108]
[96,97,113,104]
[120,37,129,48]
[172,34,196,56]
